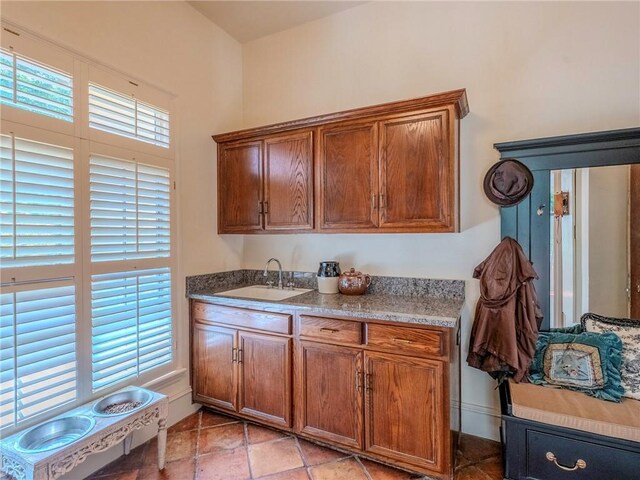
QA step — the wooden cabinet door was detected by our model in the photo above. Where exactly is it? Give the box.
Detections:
[379,110,455,231]
[192,323,238,412]
[238,332,292,427]
[318,123,378,230]
[264,131,314,231]
[295,341,363,449]
[364,351,445,472]
[218,140,263,233]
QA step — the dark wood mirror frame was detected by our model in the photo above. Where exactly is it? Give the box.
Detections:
[495,127,640,331]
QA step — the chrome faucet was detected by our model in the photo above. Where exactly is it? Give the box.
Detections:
[263,258,283,289]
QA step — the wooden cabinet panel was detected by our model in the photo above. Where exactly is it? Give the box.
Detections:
[264,131,314,231]
[298,315,362,345]
[366,323,445,357]
[239,332,292,427]
[218,141,263,232]
[365,352,445,471]
[193,302,291,334]
[318,123,378,230]
[379,110,453,230]
[296,341,364,449]
[192,323,237,411]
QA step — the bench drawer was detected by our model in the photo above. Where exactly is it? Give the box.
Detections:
[366,323,444,356]
[298,315,362,344]
[525,429,639,480]
[193,302,291,334]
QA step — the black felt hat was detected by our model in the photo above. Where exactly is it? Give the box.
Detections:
[483,159,534,207]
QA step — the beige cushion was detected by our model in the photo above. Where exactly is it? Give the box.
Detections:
[509,380,640,443]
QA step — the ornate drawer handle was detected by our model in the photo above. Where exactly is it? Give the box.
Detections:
[546,452,587,471]
[320,328,340,333]
[393,338,413,344]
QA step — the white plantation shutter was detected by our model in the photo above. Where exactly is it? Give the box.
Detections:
[0,282,76,429]
[89,83,169,148]
[91,268,172,392]
[0,133,74,268]
[0,26,175,434]
[90,154,170,262]
[0,48,73,122]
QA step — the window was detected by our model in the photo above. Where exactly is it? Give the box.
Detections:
[91,268,172,392]
[0,48,73,122]
[89,155,170,262]
[89,153,173,393]
[0,282,76,429]
[0,133,74,268]
[89,83,170,148]
[0,24,175,434]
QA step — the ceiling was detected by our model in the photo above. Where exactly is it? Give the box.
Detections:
[188,1,366,43]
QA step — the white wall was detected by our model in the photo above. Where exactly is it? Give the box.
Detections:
[0,1,245,475]
[241,1,640,439]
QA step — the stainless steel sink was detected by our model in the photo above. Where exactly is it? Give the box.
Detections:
[216,285,313,301]
[15,415,95,453]
[92,388,152,416]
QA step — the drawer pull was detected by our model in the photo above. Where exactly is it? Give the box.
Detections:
[393,338,414,344]
[546,452,587,472]
[319,328,340,333]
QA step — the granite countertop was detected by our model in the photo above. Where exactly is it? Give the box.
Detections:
[188,271,464,328]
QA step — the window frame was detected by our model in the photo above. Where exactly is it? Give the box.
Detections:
[0,22,179,436]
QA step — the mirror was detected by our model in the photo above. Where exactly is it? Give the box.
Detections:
[549,164,640,327]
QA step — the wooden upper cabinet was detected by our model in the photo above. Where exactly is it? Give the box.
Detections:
[213,89,467,234]
[379,109,455,231]
[218,141,263,233]
[318,123,378,230]
[264,131,314,231]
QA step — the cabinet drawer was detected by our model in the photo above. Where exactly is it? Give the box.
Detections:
[366,324,444,356]
[299,315,362,344]
[526,430,639,480]
[193,302,291,334]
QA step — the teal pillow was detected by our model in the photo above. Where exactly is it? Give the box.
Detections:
[529,325,625,402]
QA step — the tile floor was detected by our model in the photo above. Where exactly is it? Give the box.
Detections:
[87,409,503,480]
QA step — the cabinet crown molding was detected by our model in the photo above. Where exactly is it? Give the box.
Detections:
[212,88,469,144]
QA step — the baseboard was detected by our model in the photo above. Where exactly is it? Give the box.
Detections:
[58,387,199,480]
[455,400,502,441]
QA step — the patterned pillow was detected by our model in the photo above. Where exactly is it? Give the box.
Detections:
[529,325,625,402]
[582,313,640,400]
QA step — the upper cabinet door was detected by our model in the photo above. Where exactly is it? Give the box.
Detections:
[379,110,457,231]
[218,141,263,233]
[264,131,314,231]
[318,122,379,230]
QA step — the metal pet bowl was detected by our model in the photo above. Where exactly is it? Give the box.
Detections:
[15,415,95,454]
[92,388,152,417]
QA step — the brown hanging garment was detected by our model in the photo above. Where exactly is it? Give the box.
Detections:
[467,237,543,382]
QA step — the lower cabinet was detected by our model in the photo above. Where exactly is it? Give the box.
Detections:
[364,352,444,471]
[191,301,457,479]
[192,319,292,428]
[296,342,445,472]
[295,341,364,449]
[192,323,237,411]
[238,331,291,427]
